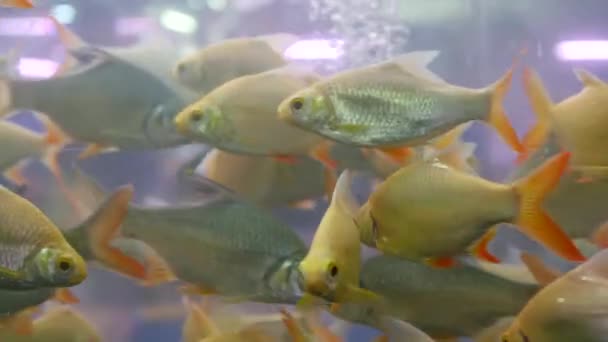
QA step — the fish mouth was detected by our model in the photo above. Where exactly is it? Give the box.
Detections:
[68,259,88,285]
[174,114,190,135]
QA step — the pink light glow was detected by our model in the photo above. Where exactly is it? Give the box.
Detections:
[284,39,344,60]
[115,17,155,36]
[18,58,59,79]
[0,17,54,36]
[555,40,608,60]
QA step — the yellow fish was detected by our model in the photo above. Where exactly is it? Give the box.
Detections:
[522,67,608,180]
[0,186,87,289]
[355,152,584,267]
[298,170,381,305]
[173,34,297,94]
[502,250,608,342]
[0,306,101,342]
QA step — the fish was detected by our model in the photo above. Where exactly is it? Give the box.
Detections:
[298,171,381,306]
[174,65,337,178]
[0,186,87,289]
[522,67,608,180]
[506,134,608,244]
[0,306,101,342]
[173,34,297,94]
[0,114,68,189]
[182,298,276,342]
[354,151,585,266]
[0,22,194,157]
[74,178,307,303]
[377,317,434,342]
[502,250,608,342]
[332,254,538,339]
[0,0,33,8]
[278,50,522,154]
[198,149,326,208]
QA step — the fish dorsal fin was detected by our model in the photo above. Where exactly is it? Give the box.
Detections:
[49,16,88,76]
[520,252,561,287]
[387,50,445,85]
[574,68,606,87]
[257,33,300,55]
[332,170,359,218]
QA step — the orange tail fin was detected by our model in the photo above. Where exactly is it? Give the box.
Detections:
[470,228,500,263]
[518,67,554,164]
[487,67,523,153]
[86,185,147,280]
[513,152,585,262]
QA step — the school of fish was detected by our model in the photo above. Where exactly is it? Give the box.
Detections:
[2,2,608,341]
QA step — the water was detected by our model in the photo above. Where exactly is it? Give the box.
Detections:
[0,0,607,341]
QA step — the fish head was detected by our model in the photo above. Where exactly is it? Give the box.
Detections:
[298,256,342,301]
[31,246,88,287]
[278,87,336,133]
[174,99,234,144]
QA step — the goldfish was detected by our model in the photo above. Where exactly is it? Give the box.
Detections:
[0,186,87,289]
[278,50,522,154]
[502,250,608,342]
[0,0,33,8]
[332,254,538,339]
[0,306,101,342]
[0,23,195,159]
[75,178,307,303]
[354,151,585,266]
[522,67,608,181]
[173,34,297,94]
[298,171,381,306]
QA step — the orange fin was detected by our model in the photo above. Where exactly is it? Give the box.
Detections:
[86,185,147,280]
[36,113,70,146]
[182,297,219,339]
[426,256,457,268]
[179,284,218,296]
[513,152,585,262]
[48,16,86,77]
[519,252,561,287]
[310,141,338,170]
[592,221,608,249]
[487,66,523,153]
[518,67,554,163]
[470,228,500,263]
[4,161,28,187]
[79,143,109,160]
[2,0,34,8]
[53,288,80,304]
[288,199,317,210]
[1,310,34,335]
[281,309,307,342]
[378,146,414,164]
[139,249,177,287]
[432,123,472,150]
[273,154,299,165]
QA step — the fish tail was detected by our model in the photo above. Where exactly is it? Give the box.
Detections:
[486,67,523,153]
[82,185,147,280]
[513,152,585,261]
[518,66,554,164]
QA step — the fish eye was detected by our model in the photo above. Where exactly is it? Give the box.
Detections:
[190,110,203,122]
[327,262,339,278]
[56,256,73,273]
[290,97,304,112]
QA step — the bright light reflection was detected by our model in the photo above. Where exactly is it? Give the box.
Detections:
[284,39,344,60]
[555,40,608,60]
[159,9,198,34]
[0,17,53,36]
[18,58,59,79]
[51,4,77,25]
